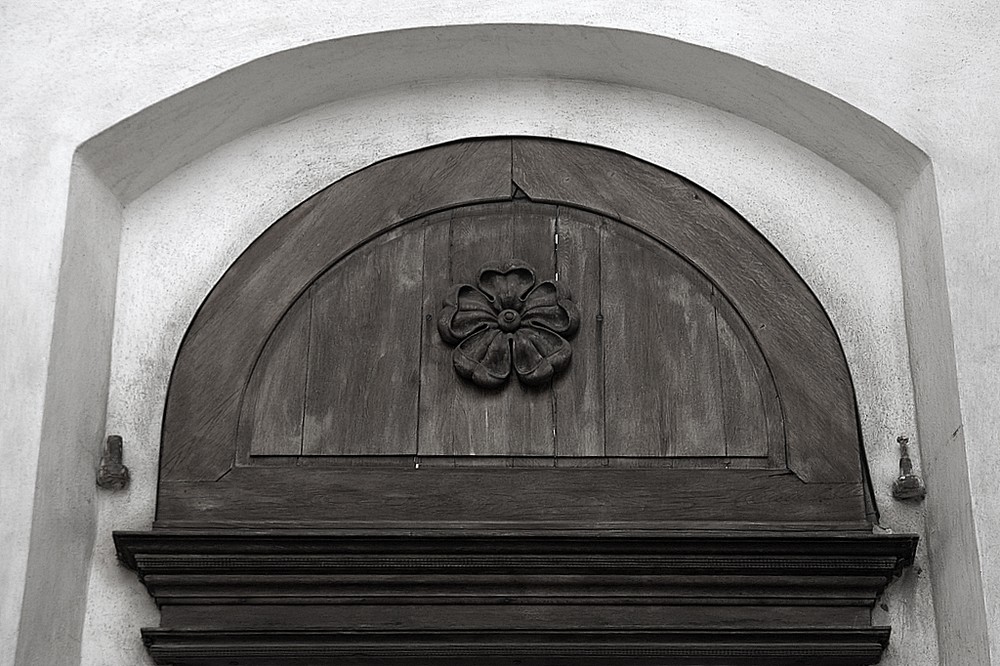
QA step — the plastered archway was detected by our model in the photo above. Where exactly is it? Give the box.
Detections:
[13,23,976,666]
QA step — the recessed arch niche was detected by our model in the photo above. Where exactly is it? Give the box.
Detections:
[116,138,915,665]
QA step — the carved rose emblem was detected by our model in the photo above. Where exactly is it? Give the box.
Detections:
[438,262,580,388]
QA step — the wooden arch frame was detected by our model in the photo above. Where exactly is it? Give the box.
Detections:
[155,137,864,527]
[118,138,917,665]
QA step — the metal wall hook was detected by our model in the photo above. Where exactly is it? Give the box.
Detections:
[97,435,130,491]
[892,436,925,502]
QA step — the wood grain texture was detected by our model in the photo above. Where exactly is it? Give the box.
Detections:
[116,529,915,666]
[302,228,424,455]
[552,207,604,457]
[239,293,311,456]
[136,138,895,666]
[156,467,864,526]
[157,606,870,631]
[711,291,784,463]
[512,138,860,482]
[162,139,512,480]
[602,222,725,458]
[418,202,556,457]
[255,455,780,469]
[234,200,775,465]
[717,312,768,458]
[158,137,868,530]
[138,627,893,666]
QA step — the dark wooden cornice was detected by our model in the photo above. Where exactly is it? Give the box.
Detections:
[115,529,917,575]
[116,529,916,665]
[140,627,891,665]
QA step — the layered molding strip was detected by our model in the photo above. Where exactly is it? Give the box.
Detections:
[116,530,916,666]
[139,628,892,665]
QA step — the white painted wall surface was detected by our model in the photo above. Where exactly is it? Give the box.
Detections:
[2,3,998,665]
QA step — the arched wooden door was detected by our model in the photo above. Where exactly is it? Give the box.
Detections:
[117,138,915,665]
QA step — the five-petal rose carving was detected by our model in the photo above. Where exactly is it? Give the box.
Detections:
[437,262,581,389]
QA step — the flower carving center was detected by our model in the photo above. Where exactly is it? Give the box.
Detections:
[438,261,580,389]
[498,308,521,332]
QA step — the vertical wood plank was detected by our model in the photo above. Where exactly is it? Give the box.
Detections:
[418,202,557,457]
[302,229,424,455]
[509,201,558,457]
[241,293,311,456]
[715,301,785,464]
[717,314,769,458]
[416,211,461,458]
[553,207,604,458]
[602,224,726,457]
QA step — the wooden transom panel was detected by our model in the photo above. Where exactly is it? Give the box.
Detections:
[238,201,783,467]
[157,138,866,529]
[125,138,904,666]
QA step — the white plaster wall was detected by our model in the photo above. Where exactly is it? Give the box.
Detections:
[80,78,936,665]
[4,2,999,665]
[5,158,123,665]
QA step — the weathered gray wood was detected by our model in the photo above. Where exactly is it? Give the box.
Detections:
[142,141,888,666]
[239,293,311,456]
[417,212,464,459]
[157,138,869,534]
[267,455,779,469]
[158,605,869,631]
[139,627,894,666]
[419,202,557,457]
[303,228,424,455]
[712,291,784,463]
[602,223,726,458]
[235,200,782,466]
[717,312,768,458]
[512,138,859,482]
[155,467,866,526]
[118,527,915,666]
[163,139,513,480]
[552,207,604,457]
